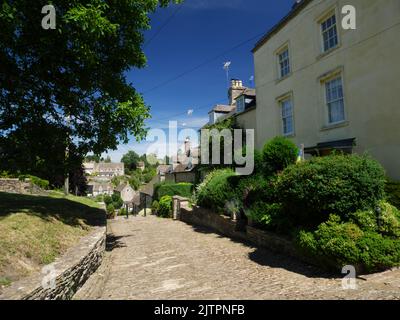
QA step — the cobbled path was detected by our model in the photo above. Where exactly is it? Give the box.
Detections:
[74,216,400,300]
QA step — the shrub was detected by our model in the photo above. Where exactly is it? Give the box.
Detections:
[297,215,400,273]
[119,207,127,216]
[158,196,173,218]
[196,169,237,214]
[154,183,194,201]
[112,195,124,210]
[276,154,386,228]
[18,174,49,189]
[235,174,277,208]
[386,181,400,209]
[104,195,113,206]
[106,204,115,219]
[152,200,159,215]
[94,194,104,203]
[245,201,283,228]
[262,137,298,175]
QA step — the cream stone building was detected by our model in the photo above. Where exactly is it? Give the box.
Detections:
[253,0,400,180]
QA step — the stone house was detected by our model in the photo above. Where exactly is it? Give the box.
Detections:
[83,162,125,178]
[252,0,400,180]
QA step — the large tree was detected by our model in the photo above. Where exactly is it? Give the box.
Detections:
[0,0,181,182]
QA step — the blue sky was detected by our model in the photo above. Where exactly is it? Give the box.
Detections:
[104,0,295,161]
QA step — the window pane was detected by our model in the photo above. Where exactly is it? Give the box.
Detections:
[279,49,290,78]
[321,15,338,51]
[281,99,293,135]
[326,77,345,123]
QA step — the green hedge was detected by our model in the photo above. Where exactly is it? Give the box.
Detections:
[196,169,237,214]
[154,182,194,201]
[158,196,173,218]
[275,154,386,228]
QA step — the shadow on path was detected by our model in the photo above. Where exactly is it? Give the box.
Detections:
[182,220,338,279]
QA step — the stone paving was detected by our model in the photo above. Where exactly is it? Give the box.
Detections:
[74,216,400,300]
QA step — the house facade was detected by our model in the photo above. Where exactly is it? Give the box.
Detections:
[253,0,400,180]
[83,162,125,178]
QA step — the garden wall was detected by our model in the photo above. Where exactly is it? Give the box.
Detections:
[0,225,106,300]
[0,178,45,195]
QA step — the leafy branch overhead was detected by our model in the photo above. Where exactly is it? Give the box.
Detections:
[0,0,182,157]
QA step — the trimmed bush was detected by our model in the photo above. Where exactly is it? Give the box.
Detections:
[154,182,194,201]
[297,215,400,273]
[196,169,237,214]
[276,154,386,228]
[158,196,173,218]
[106,204,115,219]
[104,195,113,206]
[262,137,298,175]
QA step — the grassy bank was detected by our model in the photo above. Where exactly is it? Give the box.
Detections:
[0,192,105,292]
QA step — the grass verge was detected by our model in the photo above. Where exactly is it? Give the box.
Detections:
[0,192,105,292]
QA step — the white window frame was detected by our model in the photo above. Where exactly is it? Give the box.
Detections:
[277,46,291,79]
[320,14,339,52]
[324,76,346,125]
[279,96,295,136]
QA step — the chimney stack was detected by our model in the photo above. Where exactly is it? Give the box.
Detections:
[228,79,245,105]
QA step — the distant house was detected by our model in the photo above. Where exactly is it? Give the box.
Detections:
[83,162,125,178]
[156,164,173,182]
[87,181,113,197]
[165,139,199,184]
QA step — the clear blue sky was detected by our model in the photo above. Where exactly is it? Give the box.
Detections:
[105,0,295,161]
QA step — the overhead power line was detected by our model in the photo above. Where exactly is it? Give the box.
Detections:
[144,4,185,49]
[142,0,327,94]
[147,20,400,126]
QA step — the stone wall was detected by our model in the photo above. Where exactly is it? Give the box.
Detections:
[180,206,247,242]
[0,178,45,195]
[0,226,106,300]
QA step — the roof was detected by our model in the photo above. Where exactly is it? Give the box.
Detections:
[252,0,313,53]
[115,183,127,192]
[157,165,172,175]
[173,163,197,173]
[139,176,159,197]
[209,105,236,114]
[96,162,124,170]
[235,88,256,99]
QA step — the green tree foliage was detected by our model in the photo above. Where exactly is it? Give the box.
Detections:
[121,151,141,173]
[0,0,181,180]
